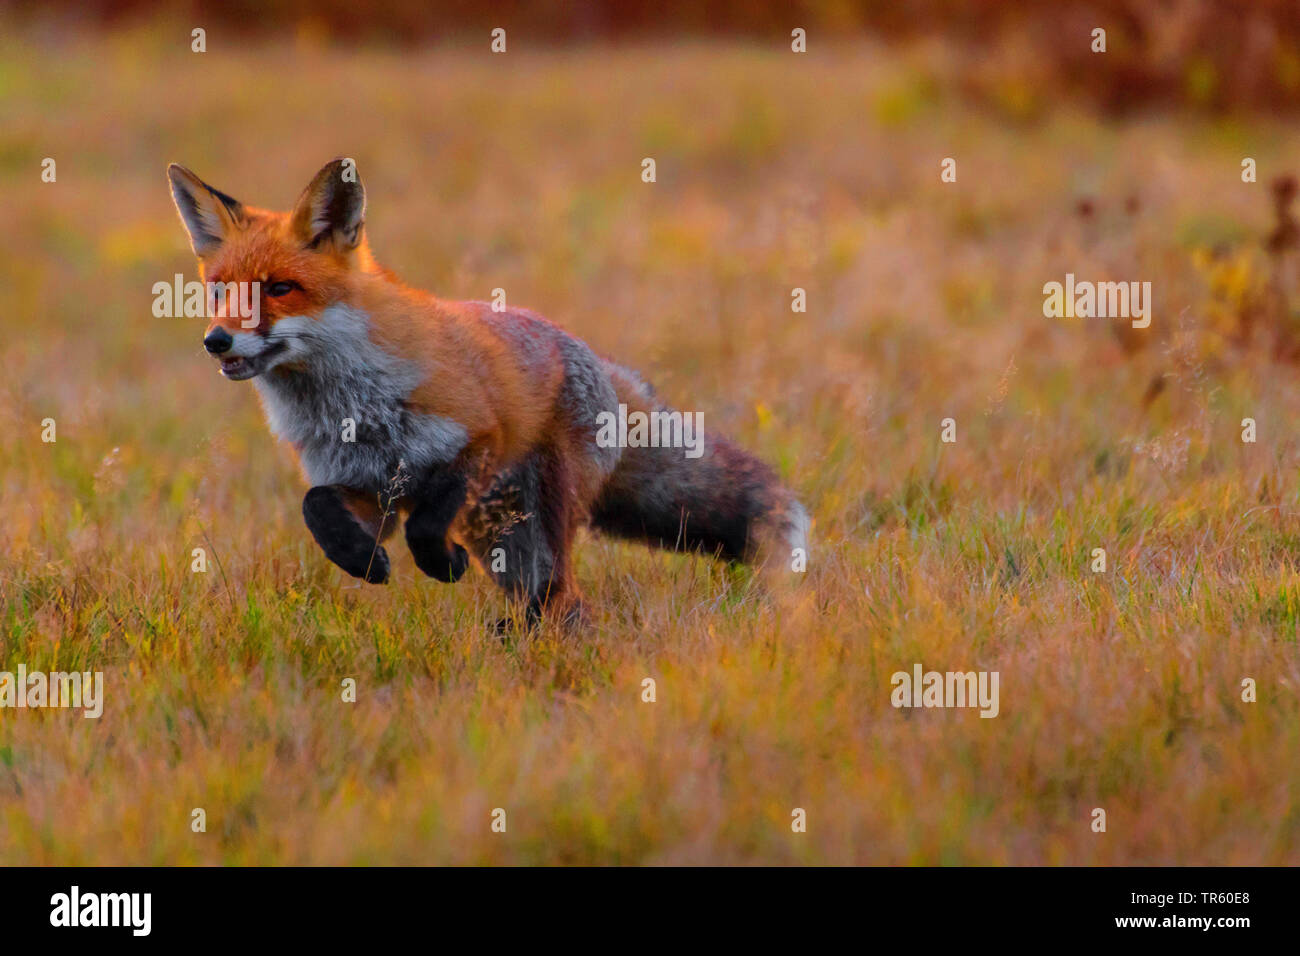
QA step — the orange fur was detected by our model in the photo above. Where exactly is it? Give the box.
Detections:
[198,207,563,476]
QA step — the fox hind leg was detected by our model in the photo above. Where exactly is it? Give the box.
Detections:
[463,451,582,629]
[533,445,584,624]
[302,485,393,584]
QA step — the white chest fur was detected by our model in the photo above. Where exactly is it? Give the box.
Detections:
[252,305,468,490]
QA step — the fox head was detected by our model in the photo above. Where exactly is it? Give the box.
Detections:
[167,158,372,380]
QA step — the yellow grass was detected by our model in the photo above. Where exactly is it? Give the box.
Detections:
[1,27,1298,864]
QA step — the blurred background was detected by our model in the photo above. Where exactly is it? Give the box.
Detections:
[10,0,1300,113]
[2,1,1299,864]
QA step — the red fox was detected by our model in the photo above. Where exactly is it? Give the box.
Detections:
[168,159,809,625]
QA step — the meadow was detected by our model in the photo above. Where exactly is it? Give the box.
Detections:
[1,25,1298,864]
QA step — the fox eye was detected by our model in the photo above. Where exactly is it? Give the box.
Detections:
[266,281,298,297]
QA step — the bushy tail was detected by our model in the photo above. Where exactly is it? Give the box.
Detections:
[588,366,809,569]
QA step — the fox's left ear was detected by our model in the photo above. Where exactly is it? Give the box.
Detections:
[290,158,366,253]
[167,164,246,258]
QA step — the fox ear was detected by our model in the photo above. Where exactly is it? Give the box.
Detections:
[290,158,365,252]
[167,164,245,258]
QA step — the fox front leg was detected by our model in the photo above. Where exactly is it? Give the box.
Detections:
[302,485,391,584]
[405,466,471,583]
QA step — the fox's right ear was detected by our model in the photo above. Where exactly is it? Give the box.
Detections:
[167,164,246,258]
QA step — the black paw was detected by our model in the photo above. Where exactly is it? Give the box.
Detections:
[493,612,539,638]
[493,598,545,636]
[360,545,390,584]
[326,542,389,584]
[302,486,389,584]
[448,543,470,582]
[412,540,469,583]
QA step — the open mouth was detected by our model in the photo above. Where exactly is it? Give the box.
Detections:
[218,341,288,380]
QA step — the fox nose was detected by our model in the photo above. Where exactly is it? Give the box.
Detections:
[204,328,233,354]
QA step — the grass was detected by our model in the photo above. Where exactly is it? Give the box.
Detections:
[1,26,1298,864]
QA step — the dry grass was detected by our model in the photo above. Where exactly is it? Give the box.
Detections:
[1,27,1299,864]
